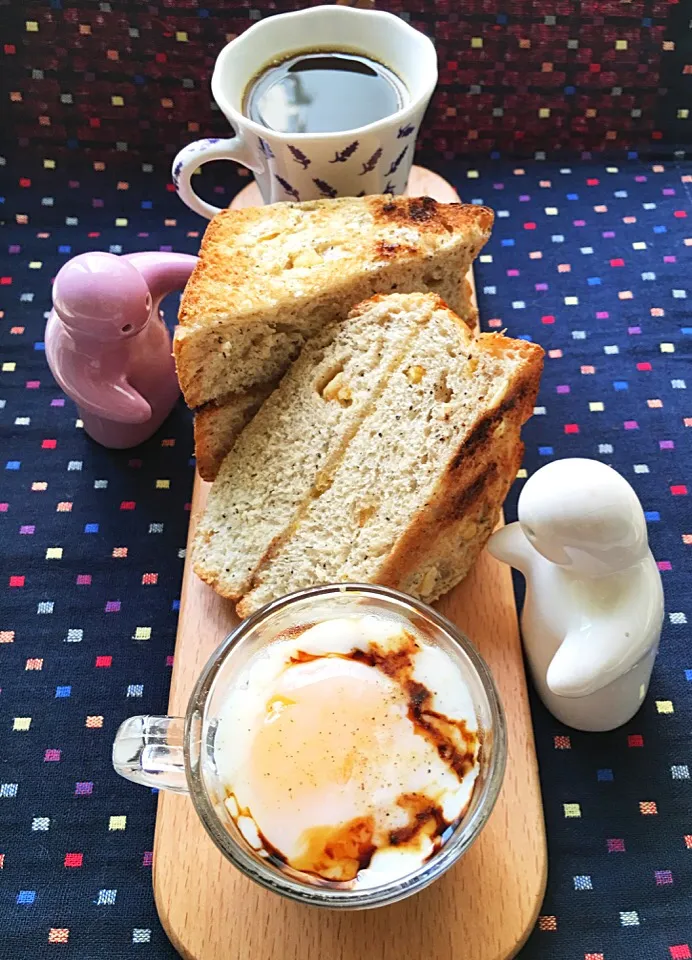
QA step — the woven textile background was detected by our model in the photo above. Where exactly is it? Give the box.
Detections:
[3,0,692,163]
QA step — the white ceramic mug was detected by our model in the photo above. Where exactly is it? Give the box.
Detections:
[171,5,437,219]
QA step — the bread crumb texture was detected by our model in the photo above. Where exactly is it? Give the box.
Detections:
[193,292,543,616]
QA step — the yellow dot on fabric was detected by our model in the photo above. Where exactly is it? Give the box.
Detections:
[134,627,151,640]
[26,21,39,31]
[565,296,579,305]
[480,254,493,263]
[679,109,690,119]
[471,37,483,47]
[109,816,127,831]
[13,717,31,731]
[519,38,531,48]
[633,241,647,250]
[176,31,188,41]
[615,39,628,50]
[516,468,528,479]
[111,96,124,107]
[539,108,551,118]
[466,170,479,179]
[115,218,128,227]
[660,343,675,353]
[79,24,91,34]
[45,547,63,560]
[589,402,604,412]
[563,803,581,818]
[606,167,619,173]
[545,206,558,214]
[29,261,42,269]
[586,108,598,119]
[86,716,103,728]
[619,290,633,300]
[656,700,674,713]
[156,479,170,489]
[44,159,56,169]
[2,362,16,372]
[647,399,663,409]
[652,164,665,173]
[663,41,675,51]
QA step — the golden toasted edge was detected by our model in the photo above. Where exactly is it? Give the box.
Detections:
[193,384,275,482]
[373,337,544,593]
[177,196,493,331]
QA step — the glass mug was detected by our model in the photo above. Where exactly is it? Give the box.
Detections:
[113,584,506,909]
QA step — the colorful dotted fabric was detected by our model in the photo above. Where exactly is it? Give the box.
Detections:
[5,1,692,161]
[2,151,691,958]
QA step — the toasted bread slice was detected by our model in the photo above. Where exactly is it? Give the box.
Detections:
[193,293,543,616]
[176,195,492,411]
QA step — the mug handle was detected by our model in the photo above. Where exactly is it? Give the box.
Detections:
[112,715,189,793]
[172,136,264,219]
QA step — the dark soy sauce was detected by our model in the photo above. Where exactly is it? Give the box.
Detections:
[243,50,408,134]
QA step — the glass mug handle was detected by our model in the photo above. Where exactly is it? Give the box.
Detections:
[112,715,189,794]
[171,137,264,219]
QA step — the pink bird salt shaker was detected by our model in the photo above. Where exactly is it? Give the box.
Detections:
[46,251,197,448]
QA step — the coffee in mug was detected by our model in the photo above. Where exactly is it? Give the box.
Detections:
[243,49,409,135]
[171,5,438,218]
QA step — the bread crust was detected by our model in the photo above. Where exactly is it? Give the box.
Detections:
[194,386,275,481]
[371,338,543,602]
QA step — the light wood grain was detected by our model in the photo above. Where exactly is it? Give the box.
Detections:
[154,167,547,960]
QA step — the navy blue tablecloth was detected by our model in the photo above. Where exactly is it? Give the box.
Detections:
[1,154,691,959]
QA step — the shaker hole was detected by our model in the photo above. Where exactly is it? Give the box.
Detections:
[122,323,133,333]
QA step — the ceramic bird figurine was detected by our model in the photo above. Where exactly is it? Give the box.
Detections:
[488,458,664,732]
[46,250,197,448]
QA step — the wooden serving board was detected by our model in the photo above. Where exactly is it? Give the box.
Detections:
[154,167,547,960]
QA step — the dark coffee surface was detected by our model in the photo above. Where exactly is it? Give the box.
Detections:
[243,50,407,134]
